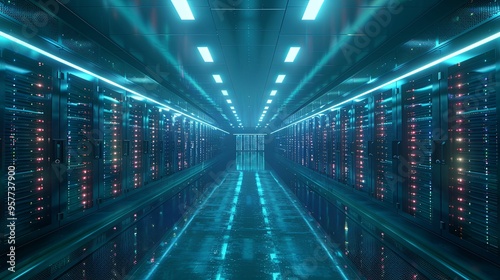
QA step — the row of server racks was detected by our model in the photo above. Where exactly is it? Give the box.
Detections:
[274,48,499,262]
[0,48,225,246]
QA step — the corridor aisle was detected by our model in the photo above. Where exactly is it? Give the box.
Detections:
[132,171,359,279]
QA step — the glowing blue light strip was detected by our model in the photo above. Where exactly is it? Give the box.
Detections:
[270,172,349,280]
[216,172,243,279]
[256,172,281,279]
[143,173,231,280]
[271,31,500,134]
[0,31,229,134]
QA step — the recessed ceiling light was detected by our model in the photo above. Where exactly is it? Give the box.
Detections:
[285,47,300,62]
[270,90,277,96]
[213,75,223,83]
[267,99,273,104]
[276,75,286,83]
[230,106,235,109]
[226,99,232,104]
[263,110,267,114]
[171,0,195,20]
[264,106,269,110]
[221,90,229,96]
[197,47,213,62]
[232,110,236,113]
[302,0,324,20]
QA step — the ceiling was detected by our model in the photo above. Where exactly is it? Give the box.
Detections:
[54,0,457,132]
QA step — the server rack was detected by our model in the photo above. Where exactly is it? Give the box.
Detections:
[127,97,145,190]
[354,99,370,192]
[401,74,437,225]
[160,111,173,176]
[320,114,329,175]
[340,107,353,186]
[173,115,183,172]
[0,50,54,239]
[145,106,161,185]
[101,86,124,200]
[329,109,339,180]
[374,89,396,205]
[446,50,499,255]
[63,73,98,217]
[313,116,322,172]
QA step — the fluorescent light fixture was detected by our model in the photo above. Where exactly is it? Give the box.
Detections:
[285,47,300,62]
[171,0,195,20]
[264,106,269,110]
[263,110,267,114]
[213,74,223,83]
[221,90,229,96]
[197,47,213,62]
[267,99,273,104]
[232,110,236,113]
[226,99,232,104]
[271,31,500,135]
[130,95,145,101]
[302,0,324,20]
[276,74,286,83]
[270,90,277,96]
[230,106,235,110]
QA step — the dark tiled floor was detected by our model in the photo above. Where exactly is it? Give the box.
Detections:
[132,171,359,280]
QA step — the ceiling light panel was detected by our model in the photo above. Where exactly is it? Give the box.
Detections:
[267,99,273,104]
[270,90,277,96]
[221,90,229,96]
[226,99,232,104]
[171,0,195,20]
[285,47,300,62]
[276,75,286,83]
[197,47,213,62]
[302,0,324,20]
[213,75,223,83]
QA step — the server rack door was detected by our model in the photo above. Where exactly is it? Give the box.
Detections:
[293,124,299,164]
[200,125,206,163]
[288,127,292,159]
[321,115,329,175]
[128,97,145,190]
[160,112,173,176]
[340,107,354,186]
[446,50,499,256]
[1,50,54,239]
[374,89,396,205]
[314,116,321,172]
[305,119,311,168]
[173,116,184,172]
[355,99,370,192]
[258,134,264,151]
[194,122,200,165]
[100,86,124,201]
[63,73,98,218]
[145,106,161,185]
[301,122,306,166]
[185,119,194,168]
[330,110,339,180]
[401,74,439,226]
[183,119,191,169]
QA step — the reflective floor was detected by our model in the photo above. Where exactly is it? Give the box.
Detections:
[131,171,359,279]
